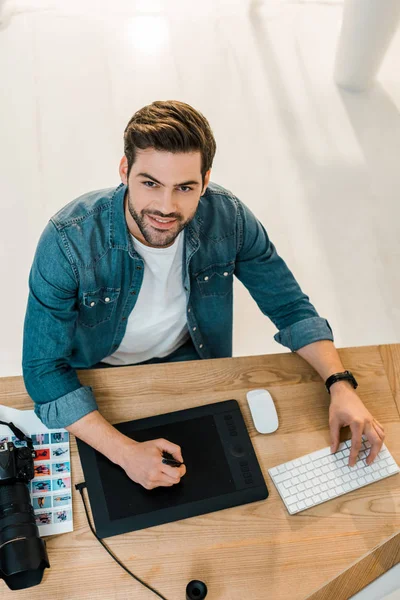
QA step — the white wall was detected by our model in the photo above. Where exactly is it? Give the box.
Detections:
[1,0,400,377]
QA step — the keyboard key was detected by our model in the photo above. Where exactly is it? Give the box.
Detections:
[297,501,306,510]
[320,492,329,501]
[311,447,332,460]
[388,464,400,474]
[304,498,313,507]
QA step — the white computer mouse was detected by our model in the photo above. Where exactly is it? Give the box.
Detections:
[246,389,279,434]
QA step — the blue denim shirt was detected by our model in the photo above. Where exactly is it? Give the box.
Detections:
[22,181,333,429]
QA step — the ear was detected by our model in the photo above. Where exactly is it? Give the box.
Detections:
[202,169,211,195]
[119,156,129,185]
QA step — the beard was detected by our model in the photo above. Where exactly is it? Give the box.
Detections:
[126,188,196,248]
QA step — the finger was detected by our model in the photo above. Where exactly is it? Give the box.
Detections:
[349,421,363,466]
[146,480,175,490]
[372,420,385,440]
[161,464,185,482]
[364,423,383,465]
[374,418,385,430]
[329,419,341,453]
[156,439,184,463]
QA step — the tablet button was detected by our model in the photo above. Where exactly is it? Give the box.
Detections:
[230,443,245,457]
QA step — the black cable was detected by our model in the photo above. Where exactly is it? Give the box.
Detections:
[75,482,169,600]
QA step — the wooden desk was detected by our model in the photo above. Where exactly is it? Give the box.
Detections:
[0,344,399,600]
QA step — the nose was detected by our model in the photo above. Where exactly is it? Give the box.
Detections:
[156,190,178,217]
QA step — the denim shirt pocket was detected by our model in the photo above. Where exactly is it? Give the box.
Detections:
[195,262,235,298]
[79,287,120,328]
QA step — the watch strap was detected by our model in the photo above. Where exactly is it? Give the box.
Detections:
[325,370,358,394]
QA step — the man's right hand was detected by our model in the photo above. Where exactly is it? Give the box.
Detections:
[120,438,186,490]
[66,411,186,491]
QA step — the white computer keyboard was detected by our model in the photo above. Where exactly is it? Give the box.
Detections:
[268,436,399,515]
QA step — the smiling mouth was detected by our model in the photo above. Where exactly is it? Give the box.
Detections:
[147,214,178,229]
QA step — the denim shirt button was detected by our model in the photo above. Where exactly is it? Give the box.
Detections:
[204,276,209,281]
[199,344,203,349]
[90,301,95,307]
[223,272,228,276]
[188,308,191,313]
[193,327,197,331]
[104,297,110,303]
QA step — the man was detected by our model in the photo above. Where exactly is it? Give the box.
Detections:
[23,100,385,491]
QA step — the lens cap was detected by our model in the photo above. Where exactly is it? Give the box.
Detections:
[186,579,208,599]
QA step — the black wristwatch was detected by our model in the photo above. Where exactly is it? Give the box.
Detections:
[325,370,358,394]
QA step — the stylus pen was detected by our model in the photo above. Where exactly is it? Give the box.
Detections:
[162,458,184,467]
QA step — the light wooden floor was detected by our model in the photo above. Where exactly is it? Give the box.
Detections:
[0,1,399,598]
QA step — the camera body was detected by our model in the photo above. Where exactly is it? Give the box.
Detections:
[0,424,50,591]
[0,441,35,485]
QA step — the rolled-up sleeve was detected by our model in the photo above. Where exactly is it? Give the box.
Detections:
[234,199,334,352]
[273,316,333,351]
[35,385,97,429]
[22,221,98,428]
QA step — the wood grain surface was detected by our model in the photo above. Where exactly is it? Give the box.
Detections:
[0,344,399,600]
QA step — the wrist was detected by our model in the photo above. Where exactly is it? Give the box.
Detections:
[112,435,139,469]
[329,379,355,395]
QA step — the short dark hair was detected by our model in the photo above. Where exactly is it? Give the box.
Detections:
[123,100,217,186]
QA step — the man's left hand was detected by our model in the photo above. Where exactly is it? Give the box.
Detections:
[329,382,385,466]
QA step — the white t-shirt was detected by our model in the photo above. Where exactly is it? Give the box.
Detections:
[101,231,189,366]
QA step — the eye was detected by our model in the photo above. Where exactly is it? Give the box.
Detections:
[142,181,157,188]
[178,186,193,193]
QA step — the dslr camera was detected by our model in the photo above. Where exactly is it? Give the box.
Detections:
[0,420,50,590]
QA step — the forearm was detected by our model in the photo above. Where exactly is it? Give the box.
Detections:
[295,340,352,393]
[66,410,138,465]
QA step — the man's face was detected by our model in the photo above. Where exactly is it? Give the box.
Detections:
[120,148,211,248]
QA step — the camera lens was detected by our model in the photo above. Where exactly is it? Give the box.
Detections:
[0,482,49,590]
